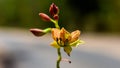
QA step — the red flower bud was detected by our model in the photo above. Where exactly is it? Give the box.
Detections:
[53,15,59,20]
[49,3,59,16]
[30,28,46,37]
[39,13,51,22]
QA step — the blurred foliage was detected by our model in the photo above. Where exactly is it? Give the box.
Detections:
[0,0,120,33]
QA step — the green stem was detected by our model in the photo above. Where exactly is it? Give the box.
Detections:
[55,22,60,29]
[51,17,61,68]
[51,19,60,29]
[56,48,62,68]
[43,28,51,33]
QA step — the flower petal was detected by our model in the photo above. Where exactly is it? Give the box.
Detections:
[70,30,80,43]
[51,28,60,41]
[70,39,85,47]
[60,28,71,43]
[51,41,60,48]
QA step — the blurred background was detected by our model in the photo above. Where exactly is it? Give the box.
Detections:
[0,0,120,32]
[0,0,120,68]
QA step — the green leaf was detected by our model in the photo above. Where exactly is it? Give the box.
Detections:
[51,41,60,48]
[70,39,85,47]
[64,46,72,56]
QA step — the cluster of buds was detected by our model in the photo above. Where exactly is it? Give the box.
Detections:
[49,3,59,20]
[30,3,84,67]
[38,3,59,22]
[30,3,59,36]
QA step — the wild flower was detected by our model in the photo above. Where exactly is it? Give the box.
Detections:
[30,3,84,68]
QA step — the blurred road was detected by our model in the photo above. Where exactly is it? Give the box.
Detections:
[0,27,120,68]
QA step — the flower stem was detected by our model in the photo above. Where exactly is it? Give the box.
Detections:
[56,48,62,68]
[51,19,60,29]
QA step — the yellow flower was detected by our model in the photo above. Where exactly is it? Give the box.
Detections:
[51,28,84,56]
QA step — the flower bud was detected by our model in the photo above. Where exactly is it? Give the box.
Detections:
[49,3,59,16]
[39,13,51,22]
[30,28,46,37]
[53,15,59,20]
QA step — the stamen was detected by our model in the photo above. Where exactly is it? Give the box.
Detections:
[56,38,63,47]
[56,38,60,45]
[59,38,62,41]
[56,38,59,42]
[59,38,63,46]
[64,39,69,47]
[65,39,69,42]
